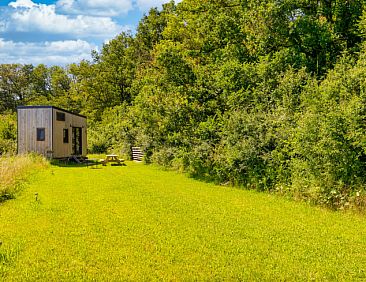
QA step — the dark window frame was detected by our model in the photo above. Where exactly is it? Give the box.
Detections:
[37,128,45,141]
[63,128,69,143]
[56,112,66,121]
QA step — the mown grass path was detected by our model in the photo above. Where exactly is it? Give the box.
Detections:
[1,162,366,281]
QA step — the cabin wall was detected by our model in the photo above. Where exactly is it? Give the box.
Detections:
[17,108,53,156]
[52,109,87,158]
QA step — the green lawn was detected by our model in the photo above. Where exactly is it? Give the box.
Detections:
[1,161,366,281]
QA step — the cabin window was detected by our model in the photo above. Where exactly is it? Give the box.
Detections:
[63,129,69,143]
[36,128,45,141]
[56,112,65,121]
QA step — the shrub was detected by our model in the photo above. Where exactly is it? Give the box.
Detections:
[0,139,16,156]
[151,147,177,167]
[0,113,16,156]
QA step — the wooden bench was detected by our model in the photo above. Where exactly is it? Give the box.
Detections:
[100,155,125,166]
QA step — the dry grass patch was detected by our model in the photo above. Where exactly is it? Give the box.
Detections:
[0,154,48,201]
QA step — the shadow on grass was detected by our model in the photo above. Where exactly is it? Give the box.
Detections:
[50,159,126,169]
[50,159,99,168]
[187,171,226,186]
[50,160,86,168]
[0,193,15,204]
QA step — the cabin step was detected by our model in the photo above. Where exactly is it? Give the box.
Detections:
[69,155,87,163]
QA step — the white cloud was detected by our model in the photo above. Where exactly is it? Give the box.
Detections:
[0,38,96,65]
[5,0,123,39]
[56,0,133,17]
[8,0,35,9]
[0,0,183,66]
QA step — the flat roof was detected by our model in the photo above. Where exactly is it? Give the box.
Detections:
[17,105,87,119]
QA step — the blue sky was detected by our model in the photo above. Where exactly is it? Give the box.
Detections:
[0,0,179,66]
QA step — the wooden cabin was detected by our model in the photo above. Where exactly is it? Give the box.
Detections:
[17,106,87,158]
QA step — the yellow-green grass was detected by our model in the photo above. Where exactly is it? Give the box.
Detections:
[1,161,366,281]
[0,154,48,201]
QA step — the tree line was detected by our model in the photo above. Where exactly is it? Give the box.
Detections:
[2,0,366,208]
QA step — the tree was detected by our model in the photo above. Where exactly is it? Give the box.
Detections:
[0,64,33,111]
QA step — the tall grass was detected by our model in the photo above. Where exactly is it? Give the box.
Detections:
[0,154,48,201]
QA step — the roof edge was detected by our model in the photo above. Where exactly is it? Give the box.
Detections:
[17,105,87,119]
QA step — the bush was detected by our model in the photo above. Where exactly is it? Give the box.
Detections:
[0,139,16,156]
[151,147,177,167]
[0,113,16,156]
[87,105,134,157]
[286,55,366,208]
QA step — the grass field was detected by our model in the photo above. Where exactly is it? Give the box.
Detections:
[1,161,366,281]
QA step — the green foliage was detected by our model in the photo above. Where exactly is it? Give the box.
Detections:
[136,2,175,62]
[2,0,366,208]
[87,104,133,157]
[0,64,32,111]
[289,53,366,208]
[0,113,16,155]
[121,0,366,208]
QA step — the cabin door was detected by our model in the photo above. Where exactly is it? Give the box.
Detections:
[72,127,82,155]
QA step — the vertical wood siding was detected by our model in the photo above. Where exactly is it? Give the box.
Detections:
[17,107,87,158]
[17,108,53,155]
[52,109,87,158]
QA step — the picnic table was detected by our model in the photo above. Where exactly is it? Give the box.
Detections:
[100,154,124,166]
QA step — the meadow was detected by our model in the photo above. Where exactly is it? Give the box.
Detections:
[1,160,366,281]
